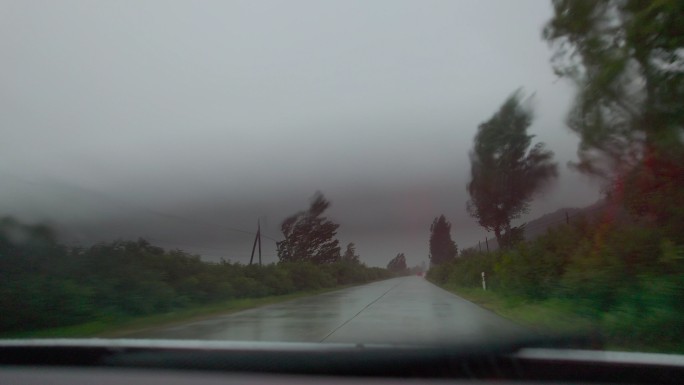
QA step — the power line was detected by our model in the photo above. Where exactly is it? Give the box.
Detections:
[464,203,614,252]
[143,237,278,259]
[521,204,611,232]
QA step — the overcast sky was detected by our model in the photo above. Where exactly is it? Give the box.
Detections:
[0,0,601,267]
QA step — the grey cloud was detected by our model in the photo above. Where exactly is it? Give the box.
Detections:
[1,0,600,267]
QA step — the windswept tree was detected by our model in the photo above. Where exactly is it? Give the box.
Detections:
[387,253,407,273]
[277,192,341,264]
[543,0,684,179]
[342,242,361,264]
[429,215,458,266]
[543,0,684,227]
[467,91,558,248]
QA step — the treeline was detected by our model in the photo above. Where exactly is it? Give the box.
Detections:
[429,1,684,352]
[427,208,684,350]
[0,217,392,334]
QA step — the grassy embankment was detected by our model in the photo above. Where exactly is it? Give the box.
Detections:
[427,216,684,354]
[0,218,397,339]
[441,285,595,335]
[1,284,361,339]
[433,283,683,353]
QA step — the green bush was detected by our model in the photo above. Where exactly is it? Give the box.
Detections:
[281,262,336,291]
[0,217,393,334]
[427,210,684,352]
[496,242,565,300]
[428,251,499,290]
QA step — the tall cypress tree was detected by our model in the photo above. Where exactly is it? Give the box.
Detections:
[429,215,458,266]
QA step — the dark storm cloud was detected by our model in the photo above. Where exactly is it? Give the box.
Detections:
[0,0,600,266]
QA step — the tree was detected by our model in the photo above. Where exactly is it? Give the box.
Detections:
[543,0,684,180]
[342,242,361,264]
[277,192,341,264]
[387,253,407,273]
[543,0,684,229]
[466,91,558,248]
[499,224,526,250]
[429,215,458,266]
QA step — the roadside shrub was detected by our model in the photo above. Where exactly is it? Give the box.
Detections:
[281,262,335,291]
[0,217,394,334]
[260,265,296,295]
[231,276,269,298]
[425,262,451,285]
[427,208,684,352]
[496,241,565,299]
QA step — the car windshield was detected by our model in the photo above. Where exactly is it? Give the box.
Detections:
[1,0,683,355]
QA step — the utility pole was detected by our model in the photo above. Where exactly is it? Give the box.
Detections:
[485,237,489,252]
[257,220,262,265]
[249,219,262,266]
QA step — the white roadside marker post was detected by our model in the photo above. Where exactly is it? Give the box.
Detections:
[481,272,487,291]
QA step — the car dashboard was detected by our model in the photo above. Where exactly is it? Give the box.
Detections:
[1,338,683,384]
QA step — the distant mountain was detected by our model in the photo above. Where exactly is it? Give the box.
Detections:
[461,199,609,253]
[522,199,608,240]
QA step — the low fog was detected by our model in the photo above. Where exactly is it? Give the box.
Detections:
[1,0,600,267]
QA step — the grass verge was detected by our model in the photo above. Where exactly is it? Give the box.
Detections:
[1,285,358,339]
[442,285,596,334]
[435,283,684,354]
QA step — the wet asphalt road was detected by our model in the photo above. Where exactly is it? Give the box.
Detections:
[128,276,524,345]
